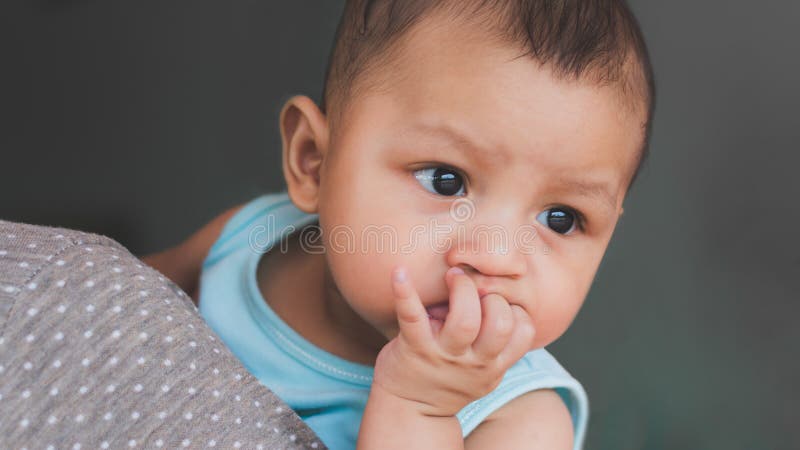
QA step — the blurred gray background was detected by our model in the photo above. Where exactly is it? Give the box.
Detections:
[1,1,798,449]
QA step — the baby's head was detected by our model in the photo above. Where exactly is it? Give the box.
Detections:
[278,0,654,351]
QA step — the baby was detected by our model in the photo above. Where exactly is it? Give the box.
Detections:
[145,1,655,449]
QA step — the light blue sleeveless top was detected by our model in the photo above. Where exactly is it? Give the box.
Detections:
[199,191,588,450]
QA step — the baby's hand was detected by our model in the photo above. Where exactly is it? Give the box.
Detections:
[371,266,536,418]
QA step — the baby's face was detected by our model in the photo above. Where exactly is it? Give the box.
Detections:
[315,18,644,350]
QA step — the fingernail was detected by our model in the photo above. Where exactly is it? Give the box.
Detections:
[449,267,464,276]
[393,267,407,283]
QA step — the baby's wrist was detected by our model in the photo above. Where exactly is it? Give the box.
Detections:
[368,380,460,419]
[359,383,463,450]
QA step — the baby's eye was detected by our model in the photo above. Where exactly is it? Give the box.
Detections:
[536,207,580,235]
[413,167,466,196]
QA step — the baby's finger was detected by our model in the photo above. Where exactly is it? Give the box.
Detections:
[439,267,481,355]
[392,266,433,349]
[471,293,513,359]
[496,304,536,369]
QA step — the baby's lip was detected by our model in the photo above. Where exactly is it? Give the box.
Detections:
[425,301,449,321]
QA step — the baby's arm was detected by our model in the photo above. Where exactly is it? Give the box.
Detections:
[141,204,243,303]
[357,267,573,450]
[463,389,574,449]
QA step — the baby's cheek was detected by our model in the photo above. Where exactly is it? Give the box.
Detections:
[530,279,587,349]
[329,251,397,318]
[532,304,581,349]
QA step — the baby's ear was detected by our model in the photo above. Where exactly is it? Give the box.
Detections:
[279,95,330,214]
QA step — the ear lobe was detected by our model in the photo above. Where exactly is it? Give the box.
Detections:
[279,95,330,214]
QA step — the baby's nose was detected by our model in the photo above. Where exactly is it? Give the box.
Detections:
[445,230,527,278]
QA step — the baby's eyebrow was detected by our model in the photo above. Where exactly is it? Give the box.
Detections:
[408,121,511,166]
[554,177,618,212]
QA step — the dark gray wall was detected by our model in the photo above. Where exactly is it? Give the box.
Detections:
[1,1,343,252]
[2,1,797,449]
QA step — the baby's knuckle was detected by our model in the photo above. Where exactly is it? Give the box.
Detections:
[440,351,464,366]
[519,320,536,341]
[476,376,502,397]
[398,308,425,324]
[511,306,534,330]
[416,347,438,363]
[520,314,536,336]
[467,357,490,371]
[484,359,504,377]
[493,314,514,338]
[452,316,480,335]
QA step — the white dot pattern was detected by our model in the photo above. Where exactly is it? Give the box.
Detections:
[0,221,324,450]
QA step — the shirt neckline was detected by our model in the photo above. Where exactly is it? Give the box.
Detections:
[242,211,374,386]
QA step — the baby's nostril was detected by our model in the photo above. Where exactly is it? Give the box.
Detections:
[454,263,476,275]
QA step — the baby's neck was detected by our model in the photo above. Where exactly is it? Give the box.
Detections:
[256,224,387,366]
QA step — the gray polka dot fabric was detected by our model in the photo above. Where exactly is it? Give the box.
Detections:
[0,220,326,449]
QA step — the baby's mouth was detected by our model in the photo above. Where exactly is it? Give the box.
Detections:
[425,301,449,321]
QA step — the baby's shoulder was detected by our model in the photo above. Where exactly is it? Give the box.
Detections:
[457,349,588,448]
[468,388,575,449]
[141,203,244,301]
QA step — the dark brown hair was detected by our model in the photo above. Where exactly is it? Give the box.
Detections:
[321,0,656,189]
